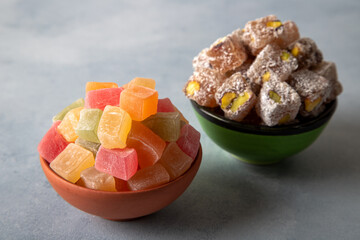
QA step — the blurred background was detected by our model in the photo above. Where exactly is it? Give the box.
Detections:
[1,0,359,239]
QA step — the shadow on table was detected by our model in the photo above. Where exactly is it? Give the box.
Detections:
[104,150,274,236]
[103,114,359,237]
[243,116,360,181]
[107,170,272,237]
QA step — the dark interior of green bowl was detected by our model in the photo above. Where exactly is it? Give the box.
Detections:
[191,100,337,136]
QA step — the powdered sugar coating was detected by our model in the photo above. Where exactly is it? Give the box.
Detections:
[289,69,331,116]
[288,37,323,69]
[242,15,282,55]
[223,57,261,95]
[184,15,341,125]
[247,44,298,85]
[192,48,212,71]
[256,80,301,126]
[183,68,225,107]
[225,57,254,78]
[276,21,300,48]
[215,73,256,121]
[311,61,342,103]
[206,30,248,74]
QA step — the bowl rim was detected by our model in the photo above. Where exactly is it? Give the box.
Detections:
[191,100,337,136]
[40,144,202,195]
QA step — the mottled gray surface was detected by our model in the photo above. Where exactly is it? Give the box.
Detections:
[1,0,360,239]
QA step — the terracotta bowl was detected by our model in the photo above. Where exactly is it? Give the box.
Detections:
[191,99,337,165]
[40,145,202,221]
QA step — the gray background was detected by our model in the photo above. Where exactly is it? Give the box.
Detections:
[1,0,359,239]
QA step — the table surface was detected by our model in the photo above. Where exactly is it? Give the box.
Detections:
[1,0,360,239]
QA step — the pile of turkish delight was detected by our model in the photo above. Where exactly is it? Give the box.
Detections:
[184,15,342,126]
[38,79,200,191]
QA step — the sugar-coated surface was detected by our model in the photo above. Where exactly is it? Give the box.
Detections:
[114,178,130,191]
[176,124,201,160]
[215,72,257,121]
[85,82,119,93]
[157,98,175,112]
[290,69,331,116]
[75,108,102,143]
[290,69,331,101]
[276,21,300,49]
[57,107,83,142]
[120,85,158,121]
[142,112,181,142]
[127,121,166,169]
[159,142,194,180]
[95,146,138,181]
[74,138,101,157]
[125,77,156,90]
[3,1,360,239]
[97,105,132,149]
[243,15,280,55]
[76,166,116,192]
[52,98,84,122]
[206,31,248,74]
[184,66,225,107]
[246,44,298,85]
[311,61,342,102]
[85,87,123,111]
[127,163,170,191]
[37,121,69,163]
[257,80,301,126]
[242,15,300,56]
[288,37,323,69]
[50,143,95,183]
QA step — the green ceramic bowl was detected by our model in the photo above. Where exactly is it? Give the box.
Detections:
[191,100,337,165]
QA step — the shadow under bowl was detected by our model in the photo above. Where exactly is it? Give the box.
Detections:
[191,100,337,165]
[40,145,202,221]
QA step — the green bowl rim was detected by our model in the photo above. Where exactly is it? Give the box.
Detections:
[191,99,337,136]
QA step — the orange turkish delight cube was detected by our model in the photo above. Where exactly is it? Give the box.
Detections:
[120,85,158,121]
